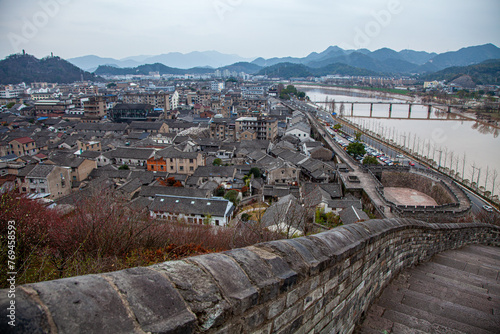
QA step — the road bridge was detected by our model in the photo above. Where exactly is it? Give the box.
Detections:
[313,100,465,117]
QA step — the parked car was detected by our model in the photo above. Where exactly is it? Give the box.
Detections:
[408,162,415,166]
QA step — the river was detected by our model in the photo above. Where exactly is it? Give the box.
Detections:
[298,85,500,197]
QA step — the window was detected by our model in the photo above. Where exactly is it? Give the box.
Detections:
[179,166,184,171]
[190,166,194,171]
[170,158,173,162]
[40,188,46,193]
[170,166,174,170]
[189,159,194,163]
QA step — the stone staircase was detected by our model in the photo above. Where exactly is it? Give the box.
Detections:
[356,245,500,334]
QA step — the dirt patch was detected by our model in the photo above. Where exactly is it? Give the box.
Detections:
[384,187,438,206]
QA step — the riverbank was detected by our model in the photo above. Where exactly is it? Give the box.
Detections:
[297,83,500,130]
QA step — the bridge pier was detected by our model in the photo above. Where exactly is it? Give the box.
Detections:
[370,103,373,117]
[408,104,412,119]
[389,103,393,118]
[351,103,354,116]
[448,105,452,113]
[427,105,432,119]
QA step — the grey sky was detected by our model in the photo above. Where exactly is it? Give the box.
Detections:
[0,0,499,60]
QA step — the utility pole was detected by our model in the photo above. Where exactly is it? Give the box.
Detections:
[462,153,466,181]
[492,169,498,198]
[484,166,489,191]
[437,149,443,170]
[471,164,477,186]
[476,168,481,191]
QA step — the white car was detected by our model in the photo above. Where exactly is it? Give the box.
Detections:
[483,205,494,212]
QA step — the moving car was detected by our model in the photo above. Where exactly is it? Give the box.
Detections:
[483,205,494,212]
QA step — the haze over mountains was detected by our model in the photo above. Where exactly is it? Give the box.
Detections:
[1,44,499,85]
[68,51,253,72]
[68,44,500,76]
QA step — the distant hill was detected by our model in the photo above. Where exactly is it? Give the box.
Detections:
[0,53,101,84]
[94,63,214,76]
[257,63,313,79]
[94,61,262,76]
[422,44,500,70]
[69,51,254,71]
[251,44,500,75]
[256,62,379,79]
[218,62,262,74]
[420,59,500,85]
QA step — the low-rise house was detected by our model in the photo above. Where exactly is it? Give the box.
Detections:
[260,194,306,237]
[26,164,71,199]
[107,147,155,166]
[309,146,333,161]
[149,195,235,226]
[8,137,38,156]
[147,147,204,175]
[74,122,128,134]
[266,161,300,185]
[285,123,311,142]
[45,153,97,183]
[77,140,101,152]
[339,205,369,225]
[191,165,236,184]
[128,121,169,134]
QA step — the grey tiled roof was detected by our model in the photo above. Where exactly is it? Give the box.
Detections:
[339,206,369,225]
[150,195,233,217]
[26,164,56,178]
[139,186,210,198]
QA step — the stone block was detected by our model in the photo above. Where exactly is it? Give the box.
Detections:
[105,267,196,334]
[189,253,258,315]
[0,288,49,334]
[27,274,136,334]
[152,260,229,330]
[267,295,286,319]
[258,241,309,279]
[226,248,280,303]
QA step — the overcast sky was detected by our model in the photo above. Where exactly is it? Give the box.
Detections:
[0,0,499,60]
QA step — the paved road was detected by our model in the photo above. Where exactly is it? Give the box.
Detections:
[300,106,395,219]
[356,244,500,334]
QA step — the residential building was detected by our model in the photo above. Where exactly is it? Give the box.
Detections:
[9,137,37,156]
[76,140,102,152]
[128,121,169,134]
[209,118,236,141]
[26,164,71,199]
[110,104,154,123]
[123,93,171,110]
[83,96,107,119]
[147,147,204,175]
[149,195,235,226]
[235,117,278,141]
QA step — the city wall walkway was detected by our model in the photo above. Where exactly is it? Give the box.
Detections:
[305,111,395,218]
[356,244,500,334]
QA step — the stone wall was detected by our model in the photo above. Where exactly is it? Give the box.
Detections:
[380,171,454,205]
[2,219,499,334]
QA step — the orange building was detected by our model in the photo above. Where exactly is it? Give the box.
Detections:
[147,147,204,175]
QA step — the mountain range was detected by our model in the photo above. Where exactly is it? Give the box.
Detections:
[1,44,499,85]
[68,44,500,76]
[68,51,252,71]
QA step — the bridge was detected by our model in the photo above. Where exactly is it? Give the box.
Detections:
[3,219,498,333]
[312,100,464,118]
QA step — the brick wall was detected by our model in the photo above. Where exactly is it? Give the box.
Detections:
[1,218,499,333]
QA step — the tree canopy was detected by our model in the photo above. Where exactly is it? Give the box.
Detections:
[346,142,366,157]
[362,156,379,165]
